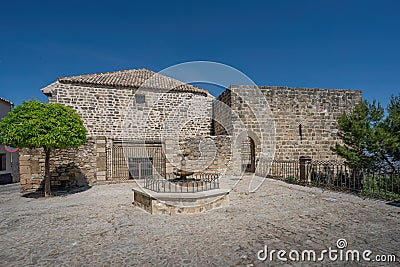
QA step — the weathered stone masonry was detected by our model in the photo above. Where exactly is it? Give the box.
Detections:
[19,69,218,192]
[214,85,362,163]
[178,136,232,174]
[19,137,107,191]
[42,82,213,140]
[19,69,362,192]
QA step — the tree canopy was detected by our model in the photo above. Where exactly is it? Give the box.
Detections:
[0,99,87,196]
[332,94,400,173]
[0,100,86,150]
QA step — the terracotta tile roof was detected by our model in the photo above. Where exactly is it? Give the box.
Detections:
[0,97,13,106]
[57,68,209,96]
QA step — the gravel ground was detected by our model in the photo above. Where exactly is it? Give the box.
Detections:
[0,177,399,266]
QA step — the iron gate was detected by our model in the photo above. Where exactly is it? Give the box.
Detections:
[108,140,165,180]
[128,157,153,178]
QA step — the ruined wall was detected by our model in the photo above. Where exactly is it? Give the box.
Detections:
[261,86,361,161]
[213,90,232,135]
[19,137,107,193]
[175,136,232,174]
[214,86,276,175]
[223,86,362,166]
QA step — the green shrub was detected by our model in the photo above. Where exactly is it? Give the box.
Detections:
[361,174,400,201]
[285,176,298,184]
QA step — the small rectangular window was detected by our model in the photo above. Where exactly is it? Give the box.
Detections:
[135,94,145,104]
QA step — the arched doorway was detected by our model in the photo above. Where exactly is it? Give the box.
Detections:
[241,136,256,173]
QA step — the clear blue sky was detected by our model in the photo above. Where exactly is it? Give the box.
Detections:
[1,0,399,107]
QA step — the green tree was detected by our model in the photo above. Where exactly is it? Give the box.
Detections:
[332,94,400,173]
[383,95,400,163]
[0,100,86,196]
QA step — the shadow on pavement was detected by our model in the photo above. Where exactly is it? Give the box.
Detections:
[386,201,400,208]
[22,185,92,199]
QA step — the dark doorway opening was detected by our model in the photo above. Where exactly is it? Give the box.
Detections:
[241,137,256,173]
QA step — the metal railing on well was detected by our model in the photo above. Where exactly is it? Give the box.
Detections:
[143,172,220,193]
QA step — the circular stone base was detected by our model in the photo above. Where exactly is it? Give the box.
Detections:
[132,187,230,214]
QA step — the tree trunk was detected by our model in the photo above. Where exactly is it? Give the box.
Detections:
[44,148,51,197]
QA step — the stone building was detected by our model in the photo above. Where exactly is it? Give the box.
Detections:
[19,68,361,192]
[20,69,215,191]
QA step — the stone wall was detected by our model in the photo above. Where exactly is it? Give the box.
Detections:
[22,81,215,186]
[260,86,361,161]
[217,86,362,172]
[19,137,106,193]
[25,79,363,185]
[174,136,232,174]
[213,89,232,135]
[215,86,276,175]
[43,82,213,141]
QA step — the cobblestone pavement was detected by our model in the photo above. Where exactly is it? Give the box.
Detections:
[0,177,399,266]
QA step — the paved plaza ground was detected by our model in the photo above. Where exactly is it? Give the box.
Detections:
[0,177,399,266]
